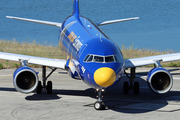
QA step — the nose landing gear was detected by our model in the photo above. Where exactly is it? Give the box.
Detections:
[94,89,106,110]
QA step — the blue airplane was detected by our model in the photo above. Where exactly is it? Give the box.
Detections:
[1,0,180,110]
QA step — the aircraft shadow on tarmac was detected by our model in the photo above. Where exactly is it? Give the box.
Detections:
[25,92,61,101]
[0,87,17,92]
[1,71,180,113]
[25,76,180,113]
[0,87,61,101]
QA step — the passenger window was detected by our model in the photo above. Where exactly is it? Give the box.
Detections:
[94,56,104,62]
[105,56,115,62]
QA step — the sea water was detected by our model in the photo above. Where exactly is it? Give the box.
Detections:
[0,0,180,52]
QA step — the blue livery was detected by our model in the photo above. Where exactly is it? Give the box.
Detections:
[4,0,176,110]
[60,0,124,89]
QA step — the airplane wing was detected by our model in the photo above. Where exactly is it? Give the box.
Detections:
[0,52,66,69]
[6,16,62,27]
[96,17,139,26]
[124,53,180,69]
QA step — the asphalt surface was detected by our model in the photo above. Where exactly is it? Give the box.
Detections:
[1,67,180,120]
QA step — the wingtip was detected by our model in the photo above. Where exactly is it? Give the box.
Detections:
[6,16,12,18]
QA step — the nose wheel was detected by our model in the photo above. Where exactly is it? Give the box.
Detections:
[94,101,106,110]
[94,89,106,110]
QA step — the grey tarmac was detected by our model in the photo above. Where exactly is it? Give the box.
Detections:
[1,67,180,120]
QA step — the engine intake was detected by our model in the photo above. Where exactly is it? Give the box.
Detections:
[13,67,39,93]
[147,68,173,94]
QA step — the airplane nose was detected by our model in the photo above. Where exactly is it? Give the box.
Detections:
[94,67,116,87]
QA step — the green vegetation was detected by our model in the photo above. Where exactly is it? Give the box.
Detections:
[0,39,179,69]
[121,44,174,59]
[0,39,65,69]
[0,39,65,58]
[121,44,180,67]
[0,63,4,69]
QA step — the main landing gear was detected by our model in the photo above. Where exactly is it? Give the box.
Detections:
[94,89,106,110]
[123,67,139,95]
[36,66,57,94]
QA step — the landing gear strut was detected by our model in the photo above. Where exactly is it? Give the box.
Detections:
[36,66,57,94]
[94,89,106,110]
[124,67,139,95]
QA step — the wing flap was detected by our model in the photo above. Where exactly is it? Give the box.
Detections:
[6,16,62,27]
[0,52,66,69]
[124,53,180,69]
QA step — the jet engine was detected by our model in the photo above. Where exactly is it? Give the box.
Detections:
[147,67,173,94]
[13,67,39,93]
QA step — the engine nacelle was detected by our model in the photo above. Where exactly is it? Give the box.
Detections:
[147,67,173,94]
[13,67,39,93]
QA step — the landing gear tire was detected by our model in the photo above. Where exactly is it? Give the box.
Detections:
[123,82,129,94]
[46,81,52,94]
[134,82,139,95]
[36,81,42,94]
[94,101,106,110]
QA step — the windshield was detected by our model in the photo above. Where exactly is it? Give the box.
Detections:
[94,56,104,62]
[105,56,114,62]
[83,54,116,63]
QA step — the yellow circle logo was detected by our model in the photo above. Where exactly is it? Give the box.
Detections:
[94,67,116,87]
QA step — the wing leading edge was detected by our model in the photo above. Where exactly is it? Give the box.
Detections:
[0,52,66,69]
[6,16,138,27]
[96,17,139,26]
[124,53,180,69]
[6,16,62,27]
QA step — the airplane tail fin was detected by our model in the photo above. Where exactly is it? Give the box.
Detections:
[73,0,80,18]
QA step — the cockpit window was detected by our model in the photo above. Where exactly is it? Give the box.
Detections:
[83,55,90,62]
[94,56,104,62]
[87,55,93,62]
[84,54,116,63]
[105,56,115,62]
[114,54,122,63]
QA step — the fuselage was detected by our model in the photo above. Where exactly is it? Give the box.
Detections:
[59,14,124,89]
